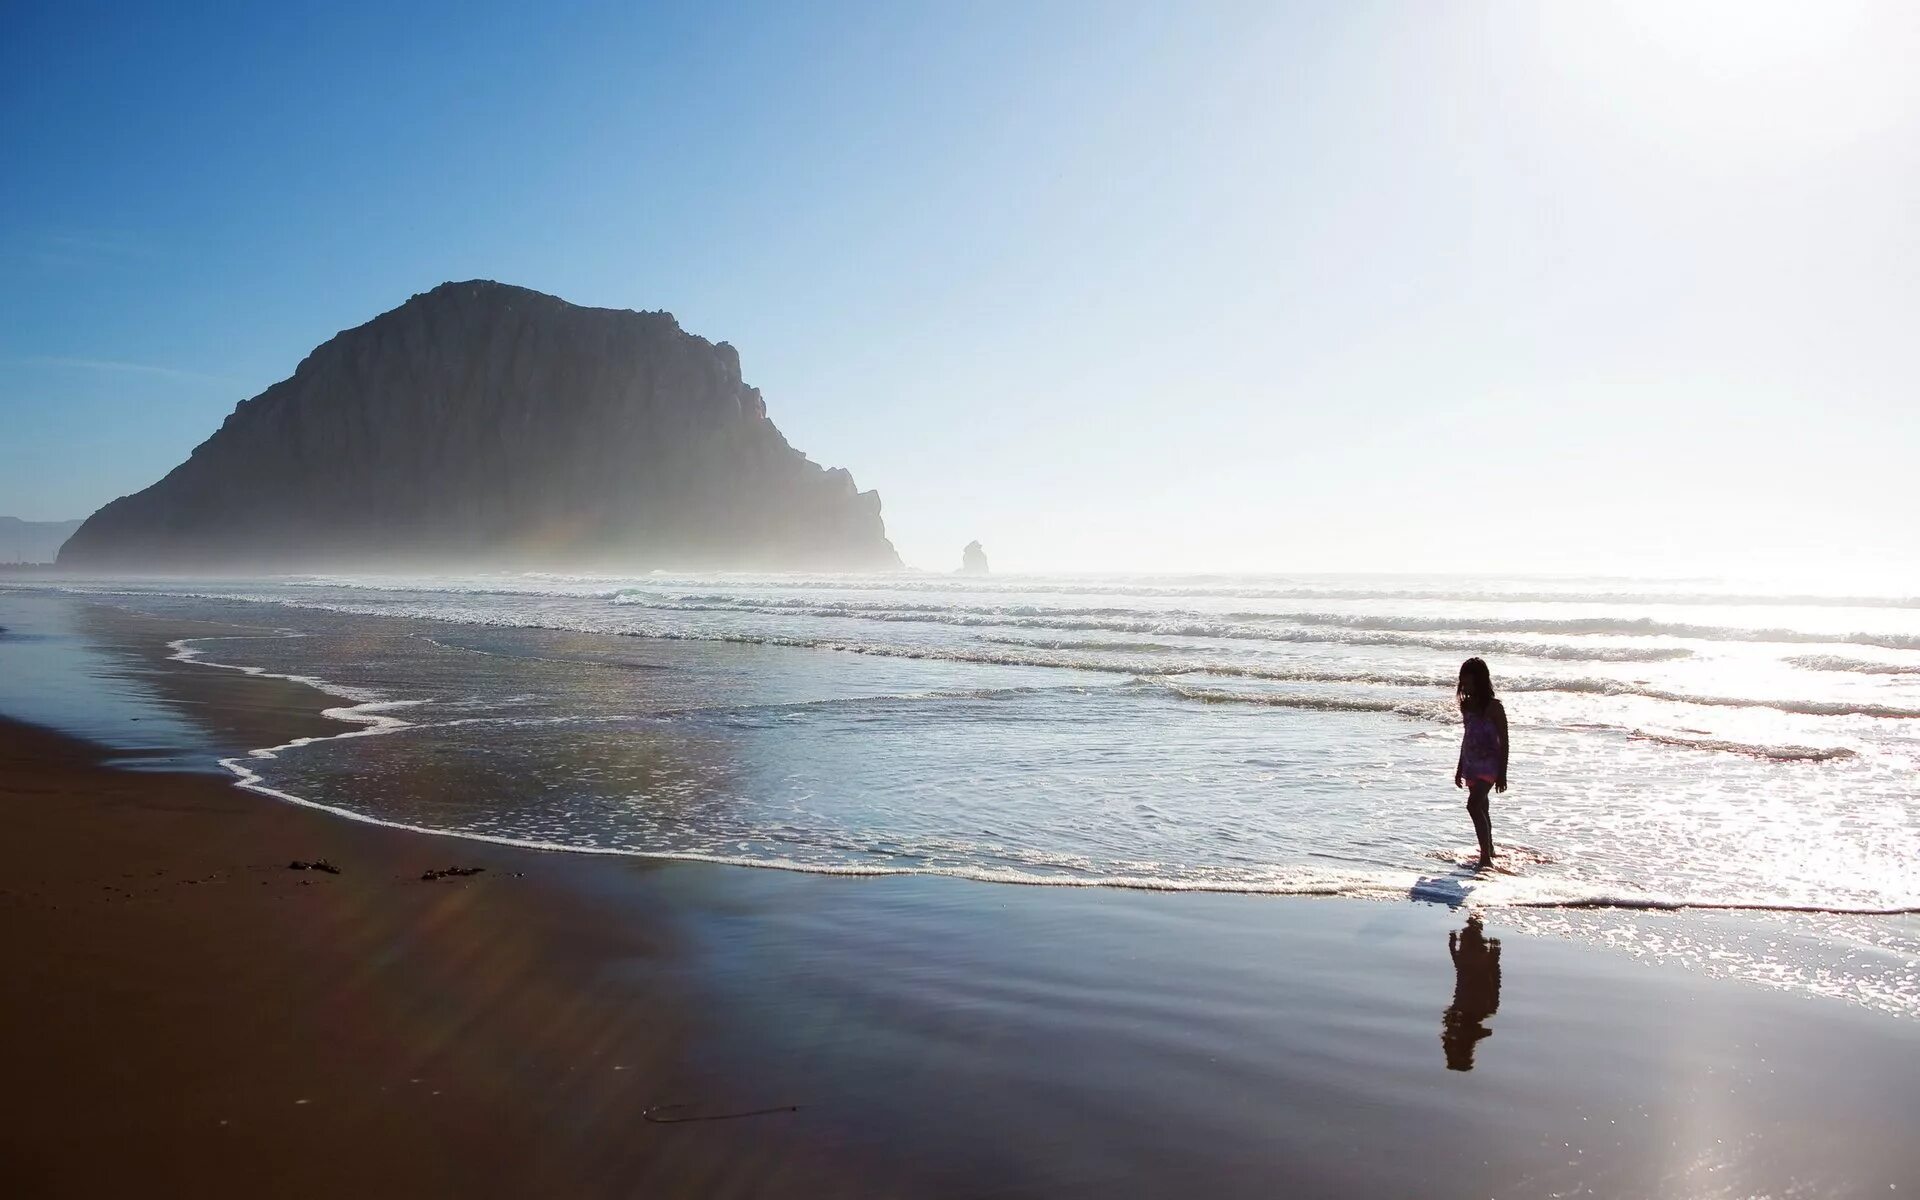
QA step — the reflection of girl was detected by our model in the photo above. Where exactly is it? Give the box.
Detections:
[1444,915,1502,1071]
[1452,657,1508,868]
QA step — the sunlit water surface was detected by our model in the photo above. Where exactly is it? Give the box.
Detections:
[5,572,1916,1013]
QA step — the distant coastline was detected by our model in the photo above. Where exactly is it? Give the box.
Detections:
[0,516,81,564]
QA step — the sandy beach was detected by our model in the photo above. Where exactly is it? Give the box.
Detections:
[0,716,891,1196]
[3,598,1918,1197]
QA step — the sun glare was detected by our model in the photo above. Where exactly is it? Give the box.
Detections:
[1619,0,1868,76]
[1538,0,1914,155]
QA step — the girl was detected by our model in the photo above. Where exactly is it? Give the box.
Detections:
[1453,657,1507,868]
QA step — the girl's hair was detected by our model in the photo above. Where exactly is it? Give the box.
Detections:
[1457,657,1495,715]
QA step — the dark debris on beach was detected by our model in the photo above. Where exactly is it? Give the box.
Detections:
[419,866,486,882]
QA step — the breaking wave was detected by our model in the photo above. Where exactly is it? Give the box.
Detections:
[529,573,1920,609]
[1504,678,1920,719]
[607,593,1697,661]
[1266,610,1920,650]
[980,635,1186,653]
[1156,676,1920,720]
[603,590,1920,651]
[1627,731,1858,762]
[1157,683,1457,718]
[1788,654,1920,676]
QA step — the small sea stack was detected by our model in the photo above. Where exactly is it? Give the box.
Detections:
[959,540,989,575]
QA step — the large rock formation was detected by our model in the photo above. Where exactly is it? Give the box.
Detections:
[0,517,83,564]
[959,541,988,575]
[59,282,902,572]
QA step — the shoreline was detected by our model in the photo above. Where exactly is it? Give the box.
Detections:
[26,594,1911,916]
[5,596,1919,1196]
[7,724,1920,1195]
[0,715,880,1197]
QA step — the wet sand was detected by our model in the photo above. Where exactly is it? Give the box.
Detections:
[3,596,1918,1197]
[0,718,876,1197]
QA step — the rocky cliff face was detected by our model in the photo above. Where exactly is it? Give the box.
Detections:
[59,282,901,572]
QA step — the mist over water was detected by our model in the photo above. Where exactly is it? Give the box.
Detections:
[10,571,1919,1011]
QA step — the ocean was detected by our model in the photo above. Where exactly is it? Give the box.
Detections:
[4,571,1917,1013]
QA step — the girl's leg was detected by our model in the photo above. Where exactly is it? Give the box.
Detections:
[1466,782,1495,865]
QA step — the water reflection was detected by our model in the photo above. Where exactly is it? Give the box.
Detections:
[0,593,222,765]
[1442,915,1501,1071]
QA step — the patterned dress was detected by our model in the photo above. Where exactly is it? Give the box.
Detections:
[1459,702,1505,784]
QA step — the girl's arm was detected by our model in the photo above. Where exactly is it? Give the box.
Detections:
[1495,701,1510,791]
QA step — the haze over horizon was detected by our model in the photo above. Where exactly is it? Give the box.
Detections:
[4,1,1917,582]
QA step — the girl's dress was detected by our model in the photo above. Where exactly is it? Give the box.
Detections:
[1460,704,1504,784]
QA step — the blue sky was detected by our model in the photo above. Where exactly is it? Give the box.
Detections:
[4,0,1917,579]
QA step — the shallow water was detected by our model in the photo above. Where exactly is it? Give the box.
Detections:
[4,571,1916,1012]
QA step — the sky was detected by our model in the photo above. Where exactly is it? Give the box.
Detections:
[3,0,1917,579]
